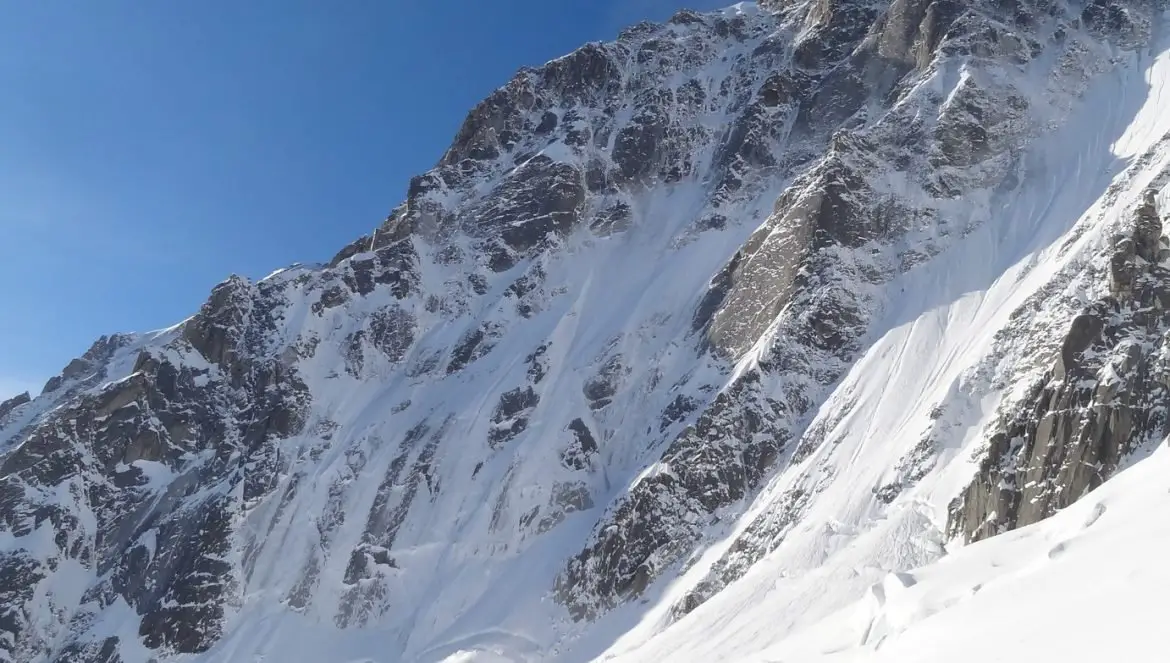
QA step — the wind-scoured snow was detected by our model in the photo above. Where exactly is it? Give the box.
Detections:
[668,441,1170,663]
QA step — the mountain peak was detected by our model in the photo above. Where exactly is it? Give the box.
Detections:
[3,2,1170,661]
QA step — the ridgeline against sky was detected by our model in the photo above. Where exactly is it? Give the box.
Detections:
[0,0,724,399]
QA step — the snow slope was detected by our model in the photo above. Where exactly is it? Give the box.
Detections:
[601,15,1170,663]
[714,441,1170,663]
[3,2,1170,663]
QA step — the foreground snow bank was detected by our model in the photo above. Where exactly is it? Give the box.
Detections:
[734,440,1170,663]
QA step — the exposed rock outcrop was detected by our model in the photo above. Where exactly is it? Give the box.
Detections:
[1,2,1166,661]
[949,192,1170,542]
[0,275,310,661]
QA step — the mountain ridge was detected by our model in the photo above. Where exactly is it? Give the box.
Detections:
[3,1,1170,661]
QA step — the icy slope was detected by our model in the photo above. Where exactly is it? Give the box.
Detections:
[690,441,1170,663]
[2,2,1170,663]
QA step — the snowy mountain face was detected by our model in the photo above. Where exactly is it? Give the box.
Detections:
[4,1,1170,661]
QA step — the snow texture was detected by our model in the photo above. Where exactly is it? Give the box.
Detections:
[3,1,1170,662]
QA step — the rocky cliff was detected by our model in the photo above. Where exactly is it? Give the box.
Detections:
[949,191,1170,541]
[3,1,1169,662]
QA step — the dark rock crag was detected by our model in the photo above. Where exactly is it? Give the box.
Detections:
[949,192,1170,542]
[0,278,310,661]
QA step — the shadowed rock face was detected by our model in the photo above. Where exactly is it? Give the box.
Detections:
[949,193,1170,542]
[558,371,788,620]
[698,0,990,360]
[0,276,310,662]
[559,0,1168,624]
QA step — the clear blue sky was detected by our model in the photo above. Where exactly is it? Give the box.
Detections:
[0,0,727,399]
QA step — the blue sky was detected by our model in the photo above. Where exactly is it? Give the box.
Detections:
[0,0,727,399]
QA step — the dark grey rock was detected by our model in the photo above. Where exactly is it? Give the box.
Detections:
[583,354,625,411]
[949,196,1170,542]
[313,285,350,315]
[328,233,373,267]
[706,156,877,358]
[589,201,633,237]
[557,372,787,620]
[488,387,539,449]
[660,394,700,432]
[792,0,881,71]
[612,97,672,182]
[0,271,311,660]
[472,156,586,253]
[526,343,550,384]
[447,326,489,373]
[561,418,599,471]
[441,75,536,167]
[540,43,621,104]
[368,307,416,363]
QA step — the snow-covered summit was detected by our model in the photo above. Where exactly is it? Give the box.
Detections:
[3,1,1170,662]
